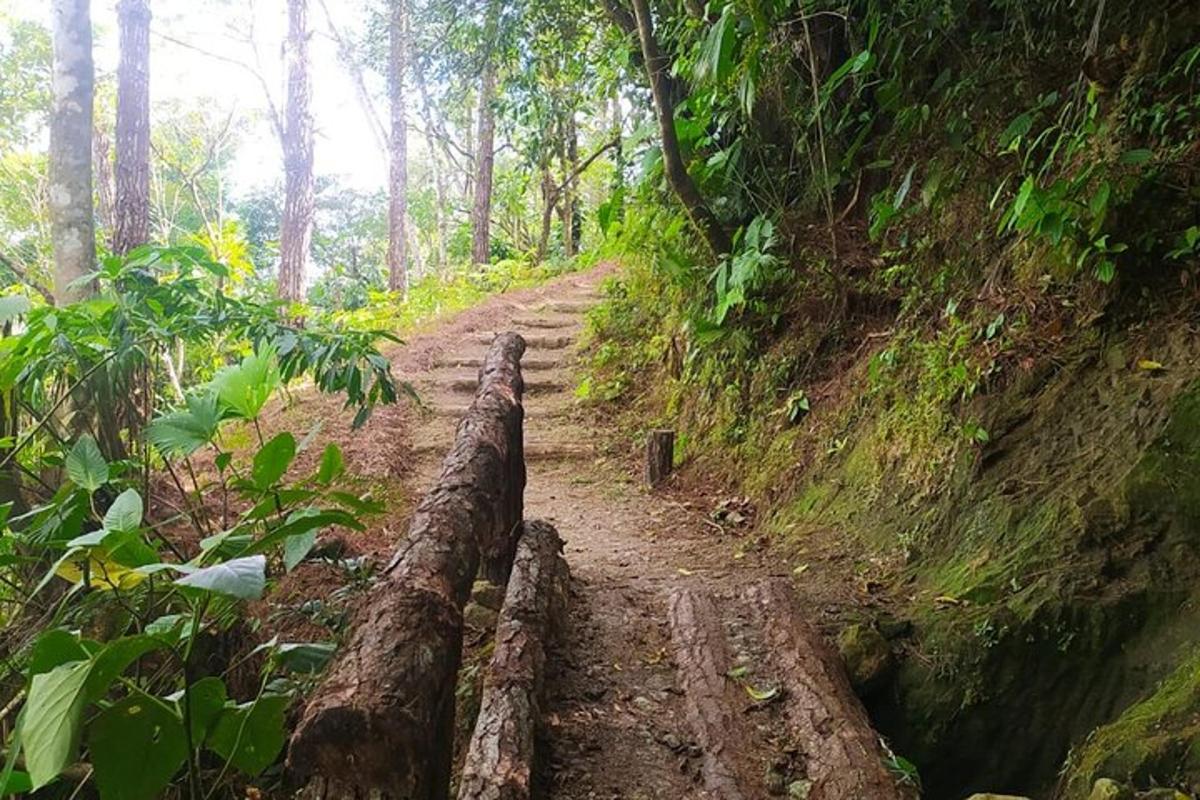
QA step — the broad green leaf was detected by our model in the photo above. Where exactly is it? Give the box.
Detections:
[102,489,143,533]
[283,530,317,572]
[88,691,187,800]
[28,630,87,677]
[207,694,290,776]
[212,347,281,420]
[317,443,344,485]
[65,436,107,493]
[146,392,221,458]
[175,555,267,600]
[22,661,92,789]
[253,432,296,489]
[87,636,168,702]
[244,509,363,557]
[176,676,227,743]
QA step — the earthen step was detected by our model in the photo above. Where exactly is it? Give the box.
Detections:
[475,332,574,349]
[442,375,566,395]
[543,300,593,314]
[426,400,575,421]
[511,316,579,330]
[411,439,594,462]
[433,354,563,371]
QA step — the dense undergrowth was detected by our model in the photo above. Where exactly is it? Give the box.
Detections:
[580,0,1200,797]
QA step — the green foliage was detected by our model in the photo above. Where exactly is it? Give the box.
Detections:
[0,247,396,799]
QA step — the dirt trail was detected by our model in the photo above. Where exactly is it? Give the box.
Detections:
[278,263,880,798]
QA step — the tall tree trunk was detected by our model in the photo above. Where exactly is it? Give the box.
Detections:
[628,0,731,258]
[49,0,96,304]
[278,0,314,303]
[470,59,496,265]
[559,112,578,257]
[113,0,151,256]
[610,89,625,222]
[387,0,408,293]
[93,122,114,237]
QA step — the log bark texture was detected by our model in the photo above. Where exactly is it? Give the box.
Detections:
[667,588,748,800]
[457,519,569,800]
[645,428,674,488]
[287,333,527,799]
[745,579,907,800]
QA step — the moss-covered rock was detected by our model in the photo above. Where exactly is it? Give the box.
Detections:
[837,623,894,695]
[1061,651,1200,799]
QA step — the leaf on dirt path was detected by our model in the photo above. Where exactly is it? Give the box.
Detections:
[744,684,780,702]
[1137,359,1165,372]
[792,563,810,575]
[676,567,695,576]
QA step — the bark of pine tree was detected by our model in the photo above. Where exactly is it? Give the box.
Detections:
[470,59,496,265]
[49,0,96,304]
[113,0,151,256]
[628,0,731,258]
[387,0,409,293]
[93,123,114,235]
[278,0,314,303]
[559,113,578,257]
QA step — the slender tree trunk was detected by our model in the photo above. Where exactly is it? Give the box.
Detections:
[113,0,151,256]
[49,0,96,304]
[537,160,555,262]
[93,122,114,236]
[470,59,496,265]
[610,89,625,221]
[559,112,578,257]
[387,0,408,293]
[278,0,314,303]
[628,0,731,258]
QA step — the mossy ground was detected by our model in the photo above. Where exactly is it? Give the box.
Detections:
[579,254,1200,797]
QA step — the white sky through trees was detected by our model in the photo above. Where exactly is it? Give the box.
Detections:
[11,0,391,196]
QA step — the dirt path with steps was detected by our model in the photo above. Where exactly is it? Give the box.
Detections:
[271,263,885,799]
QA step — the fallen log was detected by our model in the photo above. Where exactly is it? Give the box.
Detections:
[457,520,569,800]
[667,588,749,800]
[286,332,526,799]
[745,579,908,800]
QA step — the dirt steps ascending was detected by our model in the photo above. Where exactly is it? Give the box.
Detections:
[474,331,575,349]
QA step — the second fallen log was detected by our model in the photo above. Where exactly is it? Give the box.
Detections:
[457,519,569,800]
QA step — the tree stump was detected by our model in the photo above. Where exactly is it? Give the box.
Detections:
[645,428,674,488]
[457,520,569,800]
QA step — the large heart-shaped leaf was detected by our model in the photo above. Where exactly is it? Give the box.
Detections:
[174,556,266,600]
[252,432,296,489]
[87,691,186,800]
[102,489,143,534]
[65,436,107,493]
[176,676,227,743]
